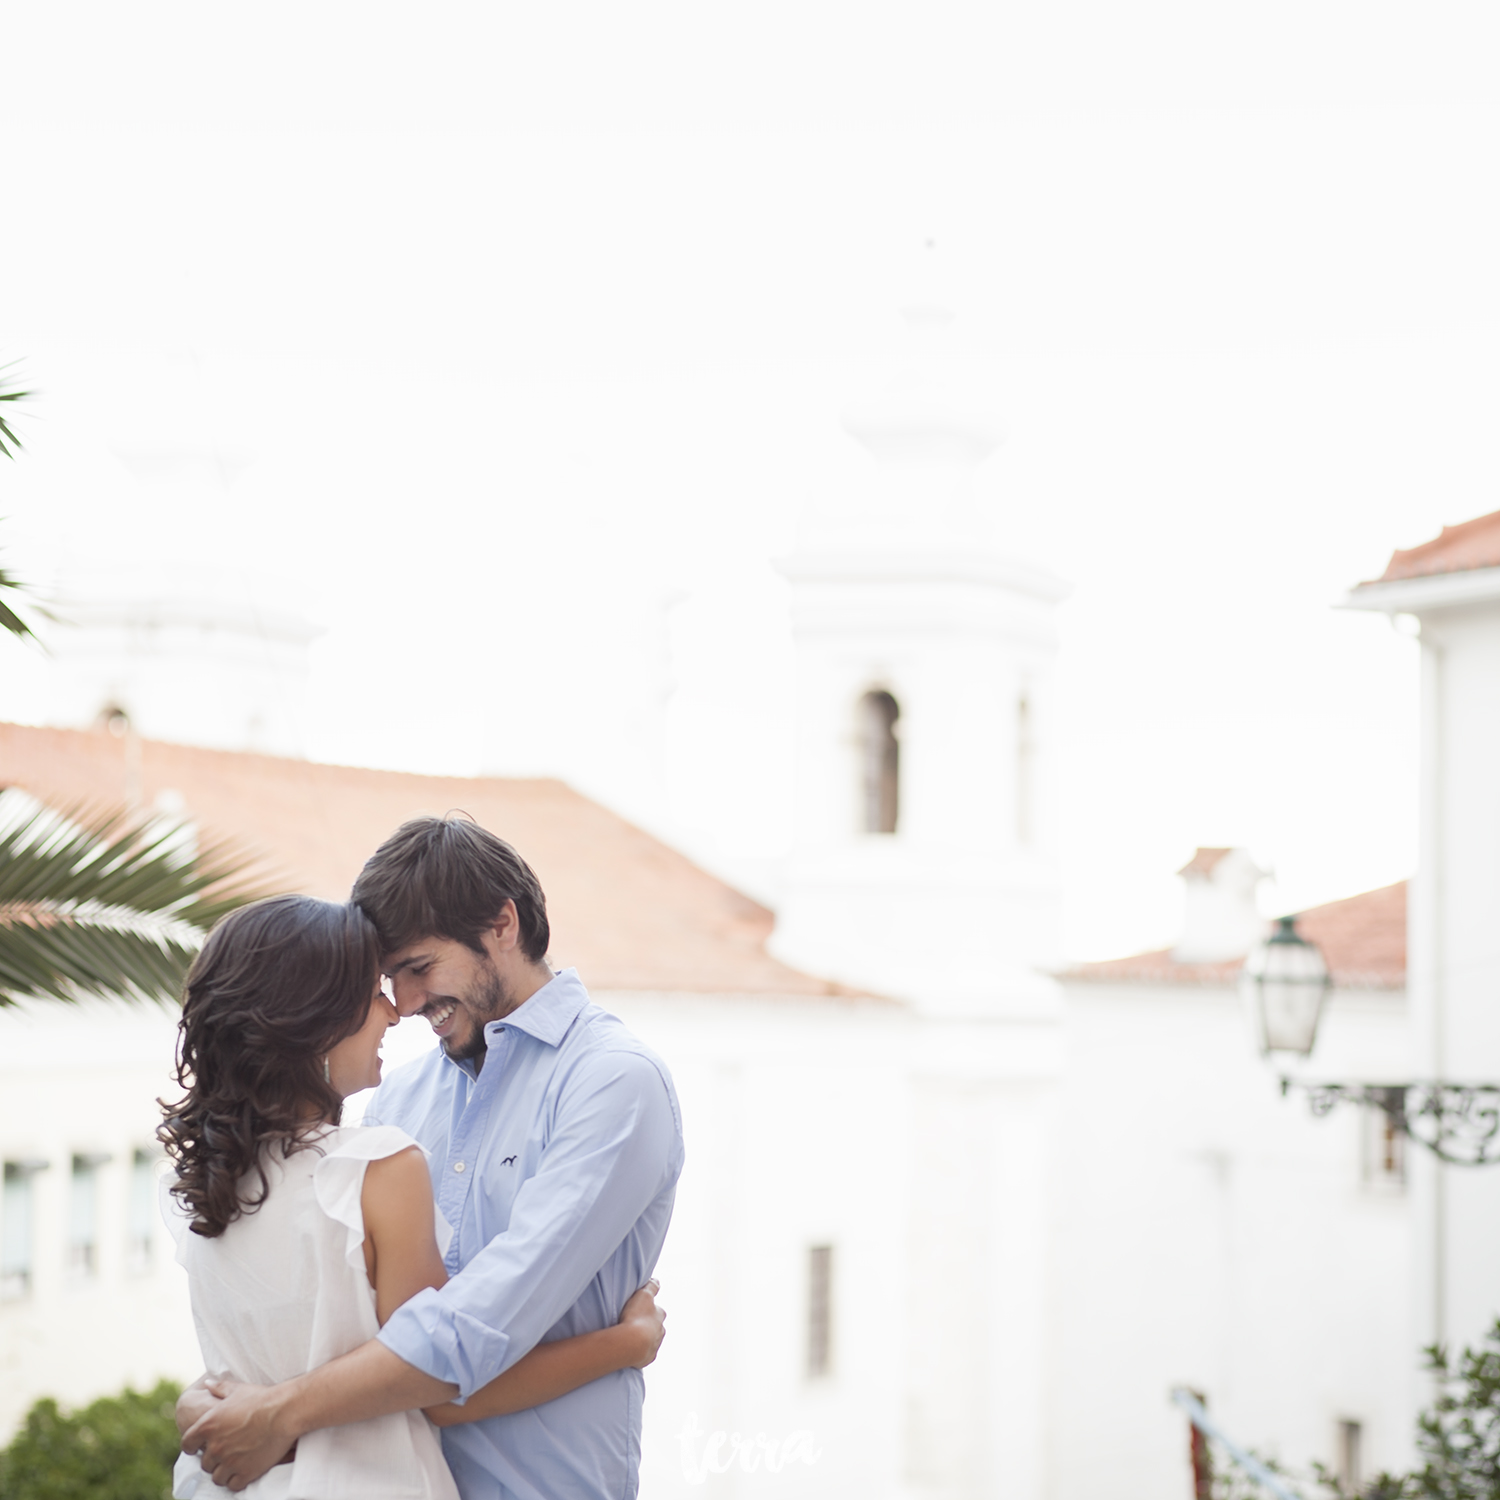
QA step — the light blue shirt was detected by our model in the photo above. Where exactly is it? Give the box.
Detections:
[366,968,683,1500]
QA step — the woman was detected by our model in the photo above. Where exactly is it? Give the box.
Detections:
[160,895,664,1499]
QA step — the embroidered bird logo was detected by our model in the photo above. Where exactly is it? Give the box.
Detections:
[502,1155,517,1166]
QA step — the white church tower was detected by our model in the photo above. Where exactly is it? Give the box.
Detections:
[771,293,1068,1014]
[26,441,320,762]
[768,276,1067,1499]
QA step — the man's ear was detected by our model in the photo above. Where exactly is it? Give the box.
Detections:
[490,899,521,953]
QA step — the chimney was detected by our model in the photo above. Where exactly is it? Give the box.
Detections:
[1172,848,1267,963]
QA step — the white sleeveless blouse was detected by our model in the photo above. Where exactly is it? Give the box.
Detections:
[163,1125,461,1500]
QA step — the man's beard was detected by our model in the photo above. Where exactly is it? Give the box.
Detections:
[441,963,508,1064]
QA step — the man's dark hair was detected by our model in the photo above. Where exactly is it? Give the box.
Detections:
[351,814,550,962]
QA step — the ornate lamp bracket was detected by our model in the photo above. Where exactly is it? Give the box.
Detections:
[1281,1079,1500,1167]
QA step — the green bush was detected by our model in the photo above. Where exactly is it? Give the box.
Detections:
[1207,1320,1500,1500]
[0,1381,182,1500]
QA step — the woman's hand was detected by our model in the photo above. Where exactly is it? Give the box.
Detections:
[175,1375,219,1440]
[619,1279,666,1368]
[422,1280,667,1429]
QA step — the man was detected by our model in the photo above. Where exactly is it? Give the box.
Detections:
[181,814,684,1498]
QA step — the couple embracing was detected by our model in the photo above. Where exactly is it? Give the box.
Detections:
[162,814,684,1499]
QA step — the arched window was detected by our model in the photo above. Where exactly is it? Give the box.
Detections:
[859,689,900,834]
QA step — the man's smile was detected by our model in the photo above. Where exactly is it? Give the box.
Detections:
[424,1000,459,1034]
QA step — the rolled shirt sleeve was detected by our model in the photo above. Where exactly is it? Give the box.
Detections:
[377,1048,679,1397]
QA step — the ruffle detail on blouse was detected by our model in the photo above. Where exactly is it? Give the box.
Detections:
[312,1126,452,1272]
[158,1168,195,1269]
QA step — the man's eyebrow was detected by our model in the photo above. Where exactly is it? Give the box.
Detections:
[385,953,431,975]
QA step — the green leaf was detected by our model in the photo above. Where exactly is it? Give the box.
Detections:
[0,1379,183,1500]
[0,797,273,1007]
[0,557,51,643]
[0,360,32,460]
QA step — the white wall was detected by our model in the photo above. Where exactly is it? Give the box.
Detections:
[604,992,914,1499]
[1054,978,1415,1498]
[40,578,317,759]
[0,1001,201,1439]
[1412,601,1500,1362]
[602,988,1063,1500]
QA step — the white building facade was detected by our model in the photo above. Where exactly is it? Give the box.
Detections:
[1345,512,1500,1373]
[41,580,318,761]
[1059,871,1414,1496]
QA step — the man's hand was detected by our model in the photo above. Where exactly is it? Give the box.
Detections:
[181,1378,297,1492]
[174,1375,220,1440]
[182,1341,454,1485]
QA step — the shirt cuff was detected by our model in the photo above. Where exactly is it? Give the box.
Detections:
[377,1286,513,1401]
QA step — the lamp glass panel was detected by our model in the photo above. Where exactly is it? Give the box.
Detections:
[1245,926,1331,1055]
[1258,976,1328,1054]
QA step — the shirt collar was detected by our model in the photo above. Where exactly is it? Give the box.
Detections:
[483,967,590,1050]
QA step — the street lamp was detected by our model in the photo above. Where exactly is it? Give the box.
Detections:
[1241,914,1331,1056]
[1255,915,1500,1166]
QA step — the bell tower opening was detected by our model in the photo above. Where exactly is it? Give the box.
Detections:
[859,689,900,834]
[1016,692,1034,846]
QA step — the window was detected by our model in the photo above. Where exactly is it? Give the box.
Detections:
[2,1159,47,1300]
[1015,693,1034,845]
[807,1244,834,1378]
[1337,1419,1363,1492]
[69,1152,110,1279]
[127,1149,157,1275]
[858,691,900,835]
[1362,1093,1406,1190]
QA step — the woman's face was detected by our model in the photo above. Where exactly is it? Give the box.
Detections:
[325,979,399,1098]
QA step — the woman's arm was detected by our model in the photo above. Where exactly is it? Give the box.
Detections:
[424,1281,666,1427]
[362,1152,667,1424]
[361,1146,448,1324]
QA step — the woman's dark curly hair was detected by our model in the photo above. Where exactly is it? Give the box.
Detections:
[158,895,381,1238]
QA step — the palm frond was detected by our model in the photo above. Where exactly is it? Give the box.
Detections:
[0,361,34,460]
[0,798,274,1007]
[0,557,50,643]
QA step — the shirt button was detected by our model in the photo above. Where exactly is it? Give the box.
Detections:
[453,1161,466,1173]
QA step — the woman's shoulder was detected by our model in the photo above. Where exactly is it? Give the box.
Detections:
[313,1126,440,1272]
[319,1123,426,1165]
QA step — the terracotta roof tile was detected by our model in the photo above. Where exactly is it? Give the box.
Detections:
[1177,847,1231,879]
[1062,881,1406,991]
[1295,880,1407,990]
[0,722,856,998]
[1364,509,1500,585]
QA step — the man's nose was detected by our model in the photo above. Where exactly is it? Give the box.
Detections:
[390,973,425,1017]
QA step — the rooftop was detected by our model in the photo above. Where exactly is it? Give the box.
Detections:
[1362,508,1500,586]
[1062,880,1406,991]
[0,721,853,999]
[1177,847,1231,879]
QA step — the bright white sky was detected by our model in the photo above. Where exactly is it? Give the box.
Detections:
[2,2,1496,961]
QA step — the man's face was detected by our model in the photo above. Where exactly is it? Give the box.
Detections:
[384,936,509,1064]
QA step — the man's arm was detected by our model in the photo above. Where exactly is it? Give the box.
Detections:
[425,1279,666,1427]
[183,1344,458,1491]
[378,1049,680,1399]
[191,1277,666,1486]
